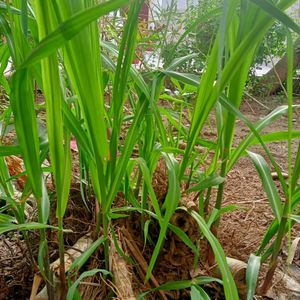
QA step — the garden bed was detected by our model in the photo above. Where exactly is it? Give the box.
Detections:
[1,96,299,300]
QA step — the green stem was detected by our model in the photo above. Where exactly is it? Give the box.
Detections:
[36,197,54,300]
[208,159,227,266]
[261,214,288,293]
[215,159,227,211]
[39,228,54,300]
[58,217,67,300]
[204,187,212,215]
[102,212,110,270]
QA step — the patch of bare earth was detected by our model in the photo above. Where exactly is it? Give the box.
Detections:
[217,98,300,298]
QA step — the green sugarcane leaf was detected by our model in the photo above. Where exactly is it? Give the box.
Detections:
[136,157,162,223]
[229,105,299,171]
[220,95,291,197]
[191,285,211,300]
[250,131,300,145]
[290,214,300,223]
[168,223,198,256]
[179,0,240,179]
[38,239,47,280]
[250,0,300,34]
[0,14,16,62]
[246,254,261,300]
[0,221,59,234]
[162,70,200,87]
[67,269,111,300]
[138,276,221,299]
[188,209,239,300]
[257,190,300,257]
[0,213,16,223]
[106,96,149,211]
[20,0,28,38]
[247,151,282,221]
[35,0,71,219]
[159,276,222,290]
[143,219,151,249]
[292,143,300,192]
[0,157,14,197]
[109,0,144,177]
[62,101,94,161]
[166,54,198,71]
[0,0,35,20]
[10,69,43,198]
[21,0,129,68]
[100,45,150,99]
[257,219,278,256]
[41,180,50,224]
[0,145,22,156]
[207,205,241,229]
[146,154,180,282]
[69,236,106,273]
[186,175,225,193]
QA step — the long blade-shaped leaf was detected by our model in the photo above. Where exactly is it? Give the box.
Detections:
[67,269,110,300]
[228,105,299,171]
[188,209,239,300]
[250,0,300,34]
[246,254,261,300]
[21,0,129,68]
[247,151,282,221]
[34,0,71,218]
[10,69,42,198]
[186,175,225,193]
[146,154,180,282]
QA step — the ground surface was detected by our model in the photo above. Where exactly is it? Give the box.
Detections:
[0,95,299,299]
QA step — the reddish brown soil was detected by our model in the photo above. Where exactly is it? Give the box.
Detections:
[218,98,300,261]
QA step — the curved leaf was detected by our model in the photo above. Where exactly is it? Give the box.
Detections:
[250,0,300,34]
[186,175,225,193]
[246,254,261,300]
[247,151,282,221]
[187,209,239,300]
[67,269,110,300]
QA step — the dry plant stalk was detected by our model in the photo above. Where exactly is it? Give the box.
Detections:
[51,234,93,277]
[121,227,168,300]
[110,236,136,300]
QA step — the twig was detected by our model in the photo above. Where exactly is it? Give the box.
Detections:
[244,91,270,111]
[121,227,168,300]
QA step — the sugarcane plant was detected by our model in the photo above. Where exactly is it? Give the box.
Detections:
[0,0,299,299]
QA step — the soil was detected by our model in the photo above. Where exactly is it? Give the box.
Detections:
[218,97,300,261]
[0,95,299,299]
